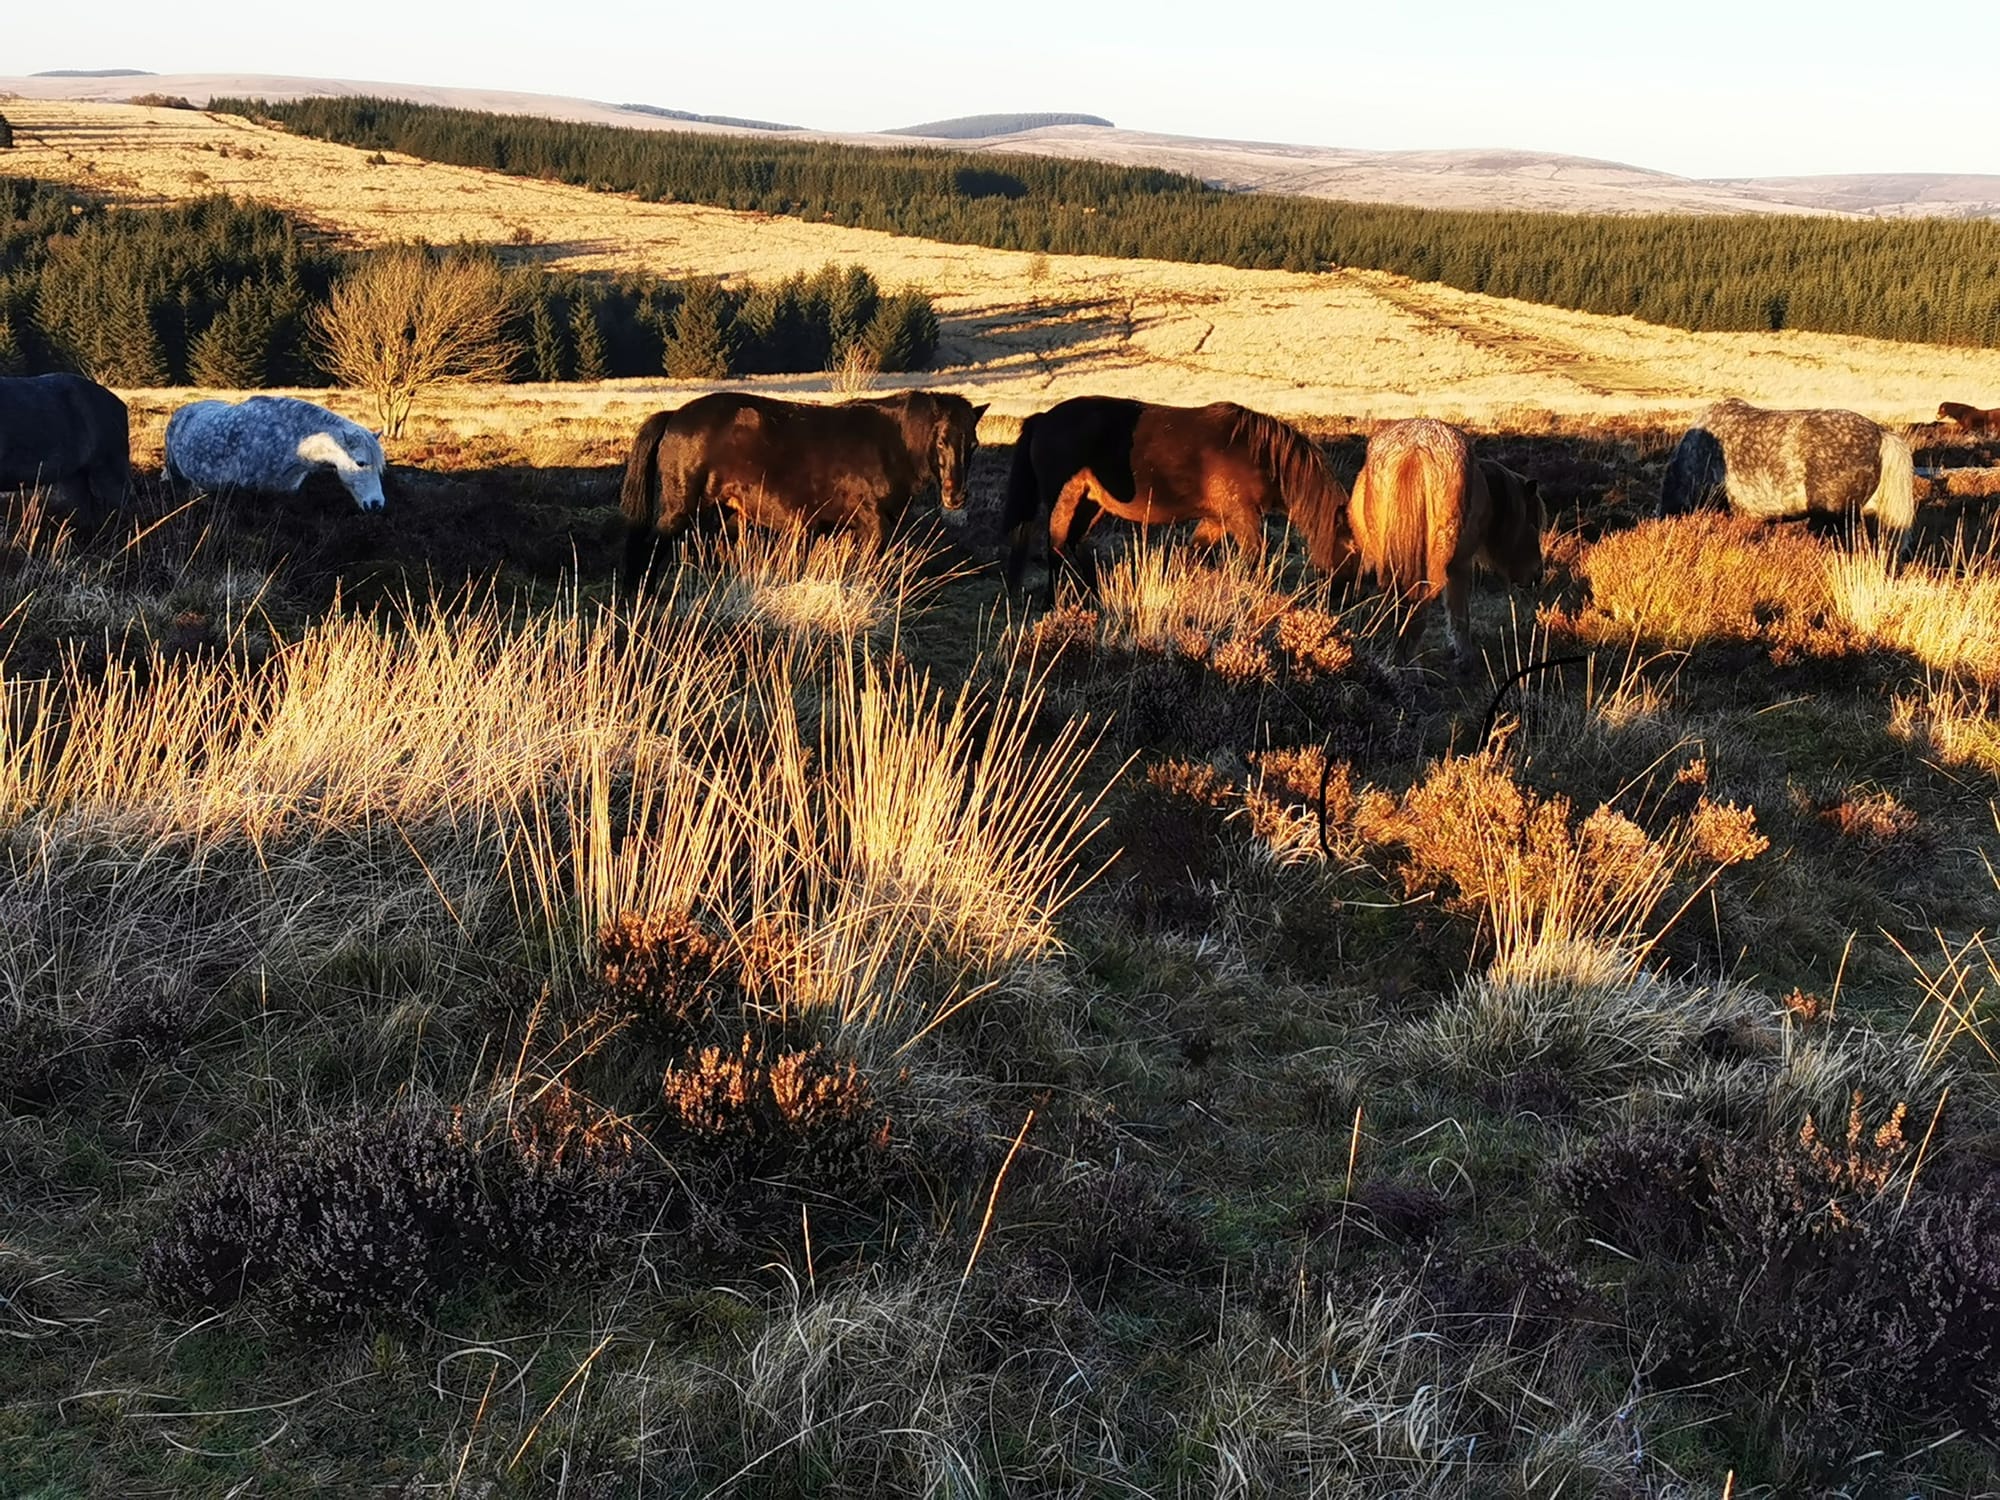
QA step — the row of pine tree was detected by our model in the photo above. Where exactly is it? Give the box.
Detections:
[214,95,2000,349]
[0,178,939,386]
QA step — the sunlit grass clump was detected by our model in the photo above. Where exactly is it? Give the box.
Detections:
[1824,533,2000,686]
[682,524,963,643]
[1,552,1108,1060]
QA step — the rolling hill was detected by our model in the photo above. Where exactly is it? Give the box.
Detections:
[6,72,1999,219]
[7,97,1999,430]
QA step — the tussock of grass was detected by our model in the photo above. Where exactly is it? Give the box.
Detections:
[1082,534,1303,657]
[1891,682,2000,777]
[1349,750,1765,982]
[1555,511,1853,658]
[1825,535,2000,686]
[684,523,963,642]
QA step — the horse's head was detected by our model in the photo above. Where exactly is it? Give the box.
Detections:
[298,424,388,512]
[1659,426,1724,518]
[1482,462,1546,586]
[934,397,989,512]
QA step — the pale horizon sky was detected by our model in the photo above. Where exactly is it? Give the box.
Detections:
[10,0,2000,180]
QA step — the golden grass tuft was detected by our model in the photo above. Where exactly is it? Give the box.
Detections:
[1078,535,1302,658]
[1891,681,2000,778]
[682,524,962,643]
[1823,536,2000,686]
[3,554,1106,1059]
[1351,750,1763,983]
[1557,512,1846,654]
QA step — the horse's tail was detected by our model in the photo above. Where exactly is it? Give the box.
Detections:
[1379,443,1443,598]
[1003,412,1043,592]
[620,409,674,589]
[1864,427,1917,557]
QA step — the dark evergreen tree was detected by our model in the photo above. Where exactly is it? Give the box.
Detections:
[862,290,940,373]
[663,277,733,378]
[568,292,608,381]
[824,263,880,364]
[528,296,569,382]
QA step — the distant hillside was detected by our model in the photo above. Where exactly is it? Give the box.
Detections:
[30,68,152,78]
[617,102,800,133]
[4,72,1996,220]
[886,113,1113,139]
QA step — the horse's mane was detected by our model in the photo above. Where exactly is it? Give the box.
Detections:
[1226,406,1350,571]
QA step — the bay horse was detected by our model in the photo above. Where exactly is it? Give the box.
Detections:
[1001,397,1350,600]
[1658,398,1915,555]
[620,390,986,587]
[0,373,130,525]
[1938,401,2000,434]
[166,397,389,510]
[1345,418,1545,670]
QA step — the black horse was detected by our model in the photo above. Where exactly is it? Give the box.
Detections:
[1002,397,1350,599]
[0,373,130,525]
[619,390,986,586]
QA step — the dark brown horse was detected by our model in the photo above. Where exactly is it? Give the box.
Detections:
[620,390,986,586]
[0,373,129,525]
[1939,401,2000,434]
[1002,397,1349,599]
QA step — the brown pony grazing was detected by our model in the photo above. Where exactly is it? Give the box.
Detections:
[620,389,986,586]
[1938,401,2000,434]
[1345,418,1545,670]
[1002,396,1350,599]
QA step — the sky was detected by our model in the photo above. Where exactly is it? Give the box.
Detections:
[10,0,2000,179]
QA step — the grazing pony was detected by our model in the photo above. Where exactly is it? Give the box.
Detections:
[0,373,130,525]
[1345,418,1545,670]
[1658,398,1915,555]
[1002,396,1350,599]
[1938,401,2000,434]
[166,397,388,511]
[620,390,986,586]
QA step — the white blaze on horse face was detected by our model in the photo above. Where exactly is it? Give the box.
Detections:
[295,429,386,511]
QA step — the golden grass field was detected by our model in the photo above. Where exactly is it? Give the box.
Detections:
[13,98,2000,430]
[7,94,2000,1499]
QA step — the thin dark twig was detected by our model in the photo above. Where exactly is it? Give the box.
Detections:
[1479,654,1587,747]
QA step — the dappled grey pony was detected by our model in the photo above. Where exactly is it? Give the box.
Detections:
[1659,398,1915,554]
[0,373,130,524]
[166,396,388,511]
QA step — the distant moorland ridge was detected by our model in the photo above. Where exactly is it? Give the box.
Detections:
[210,94,2000,349]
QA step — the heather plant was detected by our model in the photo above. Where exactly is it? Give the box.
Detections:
[595,909,743,1046]
[657,1035,892,1205]
[141,1093,645,1327]
[1558,1096,2000,1476]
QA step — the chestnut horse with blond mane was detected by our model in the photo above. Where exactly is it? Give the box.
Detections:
[1346,418,1545,669]
[1002,397,1350,600]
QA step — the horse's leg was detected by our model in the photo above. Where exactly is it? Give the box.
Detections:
[58,474,103,533]
[1220,498,1265,567]
[1442,567,1476,675]
[849,500,886,557]
[1393,593,1429,668]
[1191,518,1227,550]
[1046,473,1099,606]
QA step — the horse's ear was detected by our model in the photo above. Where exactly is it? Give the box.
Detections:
[972,403,990,425]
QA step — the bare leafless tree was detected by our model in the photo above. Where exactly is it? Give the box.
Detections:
[311,247,518,438]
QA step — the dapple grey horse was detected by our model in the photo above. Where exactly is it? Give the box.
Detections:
[166,396,388,510]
